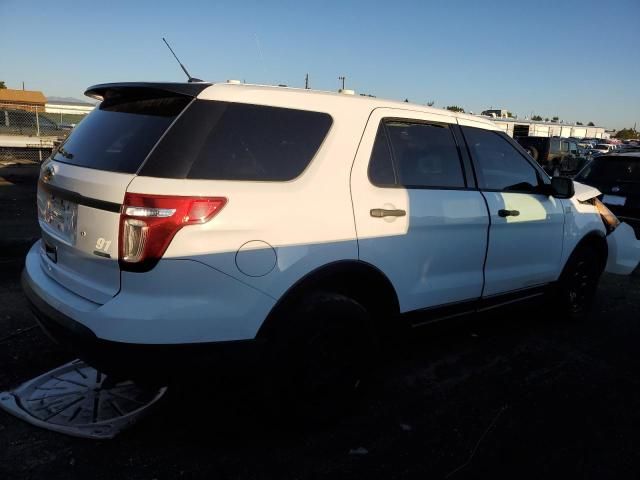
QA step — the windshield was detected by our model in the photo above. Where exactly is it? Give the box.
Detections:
[576,157,640,184]
[52,93,191,173]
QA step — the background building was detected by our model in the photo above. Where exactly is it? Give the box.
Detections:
[0,89,46,112]
[45,98,95,116]
[486,117,607,139]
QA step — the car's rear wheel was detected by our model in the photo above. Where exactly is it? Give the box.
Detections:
[556,244,604,318]
[262,291,375,424]
[526,146,539,161]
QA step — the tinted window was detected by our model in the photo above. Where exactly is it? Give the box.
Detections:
[569,142,578,154]
[462,127,539,192]
[378,121,464,188]
[368,124,396,186]
[576,157,640,184]
[141,101,332,181]
[52,94,190,173]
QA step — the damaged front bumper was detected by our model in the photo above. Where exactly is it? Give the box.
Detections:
[606,222,640,275]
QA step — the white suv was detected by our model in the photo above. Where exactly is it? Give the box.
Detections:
[22,82,640,414]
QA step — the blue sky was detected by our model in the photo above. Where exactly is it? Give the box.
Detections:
[1,0,638,129]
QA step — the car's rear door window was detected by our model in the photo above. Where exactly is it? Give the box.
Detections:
[140,100,333,181]
[368,120,465,189]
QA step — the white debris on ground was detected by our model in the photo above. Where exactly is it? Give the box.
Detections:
[0,359,167,439]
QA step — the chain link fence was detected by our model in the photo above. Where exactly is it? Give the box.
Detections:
[0,103,88,165]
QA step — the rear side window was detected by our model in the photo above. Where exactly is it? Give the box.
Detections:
[141,101,333,181]
[462,126,539,192]
[368,120,465,189]
[368,125,396,186]
[52,93,190,173]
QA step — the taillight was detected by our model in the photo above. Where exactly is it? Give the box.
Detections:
[119,193,227,272]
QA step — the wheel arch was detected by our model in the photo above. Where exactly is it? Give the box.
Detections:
[256,260,401,339]
[562,230,608,276]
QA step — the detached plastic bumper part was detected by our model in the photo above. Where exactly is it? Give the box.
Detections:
[606,222,640,275]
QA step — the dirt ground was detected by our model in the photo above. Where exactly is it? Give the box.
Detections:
[1,163,639,479]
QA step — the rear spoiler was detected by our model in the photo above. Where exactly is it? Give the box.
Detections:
[84,82,212,101]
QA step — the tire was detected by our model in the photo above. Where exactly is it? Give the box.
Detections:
[555,244,604,319]
[262,291,375,424]
[526,146,539,161]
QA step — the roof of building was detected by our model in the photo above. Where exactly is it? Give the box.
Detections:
[46,96,97,106]
[0,88,47,105]
[485,116,601,128]
[45,100,96,107]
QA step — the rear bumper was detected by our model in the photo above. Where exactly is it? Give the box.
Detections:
[21,240,275,379]
[22,270,264,380]
[23,241,276,343]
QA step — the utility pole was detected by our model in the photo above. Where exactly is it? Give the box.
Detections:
[338,76,346,90]
[305,73,309,89]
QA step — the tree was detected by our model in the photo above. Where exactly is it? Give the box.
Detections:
[544,118,549,122]
[588,122,595,126]
[614,128,639,140]
[445,105,465,113]
[0,81,6,89]
[531,115,543,121]
[404,99,409,103]
[507,111,516,118]
[576,122,583,125]
[426,100,435,107]
[551,116,559,123]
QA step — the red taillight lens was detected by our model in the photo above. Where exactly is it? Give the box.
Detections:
[119,193,227,272]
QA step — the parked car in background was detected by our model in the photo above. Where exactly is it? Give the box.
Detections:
[515,136,587,175]
[575,152,640,240]
[617,143,640,153]
[577,144,592,157]
[0,109,66,137]
[592,143,616,155]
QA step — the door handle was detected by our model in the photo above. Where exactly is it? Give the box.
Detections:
[370,208,406,218]
[498,209,520,217]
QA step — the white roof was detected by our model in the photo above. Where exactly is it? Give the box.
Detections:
[197,82,500,131]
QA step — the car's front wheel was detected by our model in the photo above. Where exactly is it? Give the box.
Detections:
[555,244,604,318]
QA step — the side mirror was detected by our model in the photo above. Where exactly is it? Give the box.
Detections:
[550,176,575,199]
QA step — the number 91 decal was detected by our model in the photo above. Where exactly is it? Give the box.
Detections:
[93,237,112,258]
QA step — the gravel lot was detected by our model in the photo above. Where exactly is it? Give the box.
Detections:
[1,163,639,479]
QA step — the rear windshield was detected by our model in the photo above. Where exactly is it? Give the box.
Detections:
[140,100,333,181]
[576,157,640,184]
[52,92,190,173]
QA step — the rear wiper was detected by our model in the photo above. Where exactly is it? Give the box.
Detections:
[57,147,74,159]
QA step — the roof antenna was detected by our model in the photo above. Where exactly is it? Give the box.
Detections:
[162,37,203,83]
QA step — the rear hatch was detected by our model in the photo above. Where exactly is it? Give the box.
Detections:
[36,83,208,303]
